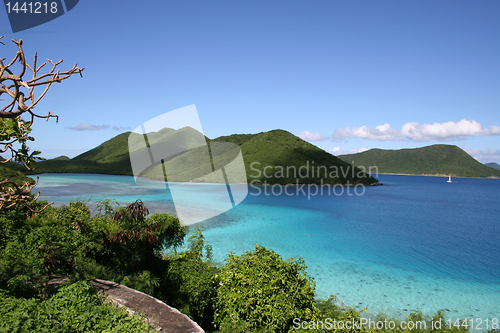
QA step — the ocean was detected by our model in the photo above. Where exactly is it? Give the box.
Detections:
[30,173,500,325]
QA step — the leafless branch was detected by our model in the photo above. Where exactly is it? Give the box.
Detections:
[0,39,84,119]
[0,177,54,212]
[1,36,83,212]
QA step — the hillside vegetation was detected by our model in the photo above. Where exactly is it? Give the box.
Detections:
[0,158,35,186]
[221,130,376,185]
[338,144,500,178]
[27,128,377,185]
[28,132,134,175]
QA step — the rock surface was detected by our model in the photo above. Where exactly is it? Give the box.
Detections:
[46,277,205,333]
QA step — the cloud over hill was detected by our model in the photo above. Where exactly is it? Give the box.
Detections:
[332,119,500,142]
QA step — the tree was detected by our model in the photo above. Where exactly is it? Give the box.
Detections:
[213,245,317,333]
[0,36,84,211]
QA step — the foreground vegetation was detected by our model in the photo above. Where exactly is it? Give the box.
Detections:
[0,280,156,332]
[1,196,497,332]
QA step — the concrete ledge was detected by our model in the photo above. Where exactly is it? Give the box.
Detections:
[46,277,205,333]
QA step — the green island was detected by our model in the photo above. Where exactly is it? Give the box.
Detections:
[338,145,500,179]
[26,128,378,186]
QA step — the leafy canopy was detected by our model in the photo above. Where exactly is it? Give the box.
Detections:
[213,244,316,333]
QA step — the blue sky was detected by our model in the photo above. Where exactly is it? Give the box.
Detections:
[1,0,499,162]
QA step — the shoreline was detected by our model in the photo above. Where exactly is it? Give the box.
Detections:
[30,173,383,186]
[377,172,500,179]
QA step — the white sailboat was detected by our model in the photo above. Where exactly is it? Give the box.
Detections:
[447,176,453,183]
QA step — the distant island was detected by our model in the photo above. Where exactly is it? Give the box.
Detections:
[485,162,500,171]
[24,128,378,186]
[338,144,500,178]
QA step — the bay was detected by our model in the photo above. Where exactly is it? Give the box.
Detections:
[31,173,500,323]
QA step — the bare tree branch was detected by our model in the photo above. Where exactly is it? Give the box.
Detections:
[0,177,54,212]
[1,36,84,212]
[0,39,84,119]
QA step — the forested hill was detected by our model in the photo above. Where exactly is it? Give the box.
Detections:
[26,128,378,185]
[0,157,35,185]
[338,144,500,178]
[214,129,378,185]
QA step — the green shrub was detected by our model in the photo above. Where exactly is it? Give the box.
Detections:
[0,280,156,332]
[161,226,220,330]
[294,298,473,333]
[213,245,316,333]
[0,199,185,297]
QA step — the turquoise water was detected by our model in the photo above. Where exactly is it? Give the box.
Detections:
[31,173,500,324]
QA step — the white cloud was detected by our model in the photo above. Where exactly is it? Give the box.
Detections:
[112,126,132,132]
[333,123,401,141]
[69,123,110,131]
[402,119,499,141]
[333,119,500,142]
[329,146,369,155]
[329,147,343,154]
[350,147,369,154]
[463,147,500,164]
[297,130,328,141]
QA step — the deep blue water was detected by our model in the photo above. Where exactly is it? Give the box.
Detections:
[31,173,500,323]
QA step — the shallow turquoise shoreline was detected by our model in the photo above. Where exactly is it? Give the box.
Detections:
[31,173,500,326]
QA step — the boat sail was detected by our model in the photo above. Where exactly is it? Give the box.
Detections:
[447,176,453,183]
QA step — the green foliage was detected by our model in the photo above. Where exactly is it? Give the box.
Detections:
[0,199,186,297]
[338,144,500,178]
[0,280,156,332]
[0,198,489,333]
[161,226,219,330]
[292,297,475,333]
[214,319,275,333]
[0,117,43,170]
[302,295,365,333]
[212,133,257,146]
[0,202,82,297]
[232,129,375,185]
[0,158,35,187]
[28,128,377,185]
[118,270,159,296]
[73,200,185,294]
[0,198,192,331]
[25,128,180,176]
[213,244,316,333]
[25,132,134,175]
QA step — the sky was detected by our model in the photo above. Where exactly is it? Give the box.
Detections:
[1,0,499,163]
